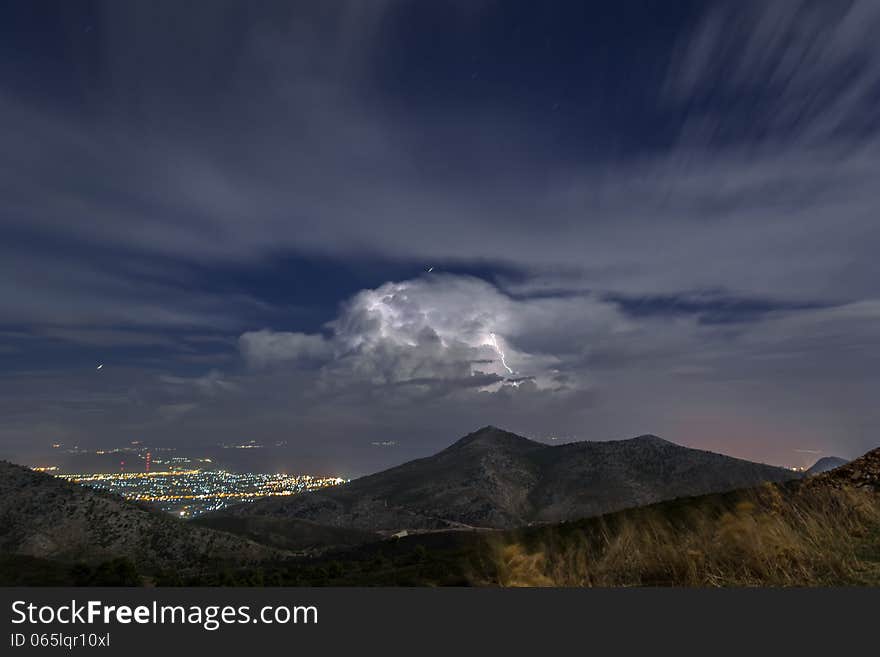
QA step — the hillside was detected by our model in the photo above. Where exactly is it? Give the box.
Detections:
[480,445,880,587]
[192,514,380,553]
[239,446,880,587]
[807,448,880,491]
[220,426,800,532]
[0,460,281,581]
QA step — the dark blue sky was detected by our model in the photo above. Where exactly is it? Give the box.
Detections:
[2,1,879,474]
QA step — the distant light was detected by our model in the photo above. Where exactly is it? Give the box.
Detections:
[96,364,103,370]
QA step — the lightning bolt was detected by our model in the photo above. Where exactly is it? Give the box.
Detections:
[488,332,514,375]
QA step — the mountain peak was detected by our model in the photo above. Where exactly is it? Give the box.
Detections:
[448,425,544,451]
[476,424,503,434]
[628,434,673,446]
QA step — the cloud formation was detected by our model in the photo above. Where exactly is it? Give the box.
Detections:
[240,275,630,393]
[2,0,880,321]
[240,331,333,368]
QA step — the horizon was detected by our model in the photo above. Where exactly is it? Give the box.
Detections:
[11,423,859,480]
[9,422,859,523]
[2,2,879,473]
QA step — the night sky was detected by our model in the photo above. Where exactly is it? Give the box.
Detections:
[2,1,879,475]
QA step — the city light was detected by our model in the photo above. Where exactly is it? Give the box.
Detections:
[54,469,347,517]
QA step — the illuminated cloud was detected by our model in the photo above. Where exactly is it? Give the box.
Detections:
[239,275,631,393]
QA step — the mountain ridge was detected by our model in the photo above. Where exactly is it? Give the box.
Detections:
[221,426,800,531]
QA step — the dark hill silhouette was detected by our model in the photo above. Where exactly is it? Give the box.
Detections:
[806,456,850,475]
[221,426,799,531]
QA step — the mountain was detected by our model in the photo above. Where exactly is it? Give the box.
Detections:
[0,460,280,580]
[267,445,880,587]
[220,426,800,532]
[806,456,850,475]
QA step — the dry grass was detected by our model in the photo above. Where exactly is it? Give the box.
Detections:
[486,483,880,587]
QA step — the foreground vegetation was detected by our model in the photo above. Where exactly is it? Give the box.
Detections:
[487,483,880,586]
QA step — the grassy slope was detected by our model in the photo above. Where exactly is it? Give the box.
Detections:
[487,483,880,586]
